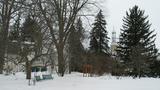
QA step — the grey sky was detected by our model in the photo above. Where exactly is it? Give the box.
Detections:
[103,0,160,50]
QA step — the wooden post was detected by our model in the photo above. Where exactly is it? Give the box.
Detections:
[83,64,93,77]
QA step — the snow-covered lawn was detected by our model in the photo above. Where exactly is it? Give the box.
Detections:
[0,72,160,90]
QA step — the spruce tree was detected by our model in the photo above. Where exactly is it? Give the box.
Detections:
[117,5,158,76]
[68,18,85,73]
[89,10,109,55]
[22,16,41,42]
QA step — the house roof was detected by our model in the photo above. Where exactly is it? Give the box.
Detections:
[7,41,35,55]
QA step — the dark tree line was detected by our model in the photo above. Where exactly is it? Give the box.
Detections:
[0,0,90,77]
[0,0,25,74]
[0,0,160,78]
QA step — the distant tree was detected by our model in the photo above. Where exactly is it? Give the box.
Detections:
[21,15,42,79]
[68,18,85,73]
[75,18,85,42]
[9,13,21,41]
[89,10,111,75]
[89,10,110,55]
[0,0,25,74]
[7,12,24,67]
[117,5,158,77]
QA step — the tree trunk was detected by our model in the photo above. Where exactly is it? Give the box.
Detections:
[26,61,32,79]
[57,44,65,77]
[0,42,5,74]
[0,16,10,74]
[0,56,4,74]
[0,32,8,74]
[69,60,72,74]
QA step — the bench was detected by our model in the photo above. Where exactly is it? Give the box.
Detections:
[35,76,42,81]
[42,74,53,80]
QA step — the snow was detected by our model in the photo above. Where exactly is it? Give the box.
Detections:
[0,72,160,90]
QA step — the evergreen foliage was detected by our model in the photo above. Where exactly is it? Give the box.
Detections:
[117,5,158,76]
[9,14,21,41]
[89,10,110,55]
[150,60,160,77]
[68,18,85,72]
[22,16,41,42]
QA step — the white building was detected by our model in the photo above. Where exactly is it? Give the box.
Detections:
[111,30,118,56]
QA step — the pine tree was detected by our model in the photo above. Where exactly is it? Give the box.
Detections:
[76,18,85,42]
[89,10,109,55]
[68,18,85,73]
[90,36,98,53]
[117,5,158,76]
[22,16,41,42]
[129,44,148,77]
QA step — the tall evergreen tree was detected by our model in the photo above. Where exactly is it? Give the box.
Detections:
[117,5,158,76]
[89,10,109,55]
[22,16,38,42]
[76,18,85,42]
[68,18,85,73]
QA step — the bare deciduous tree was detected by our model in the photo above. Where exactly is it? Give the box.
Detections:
[0,0,25,74]
[36,0,89,76]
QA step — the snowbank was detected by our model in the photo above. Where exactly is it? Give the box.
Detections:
[0,72,160,90]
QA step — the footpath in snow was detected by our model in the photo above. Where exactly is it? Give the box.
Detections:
[0,72,160,90]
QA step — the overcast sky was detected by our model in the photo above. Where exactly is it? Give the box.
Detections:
[102,0,160,50]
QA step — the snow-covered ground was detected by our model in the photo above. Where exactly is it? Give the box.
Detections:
[0,72,160,90]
